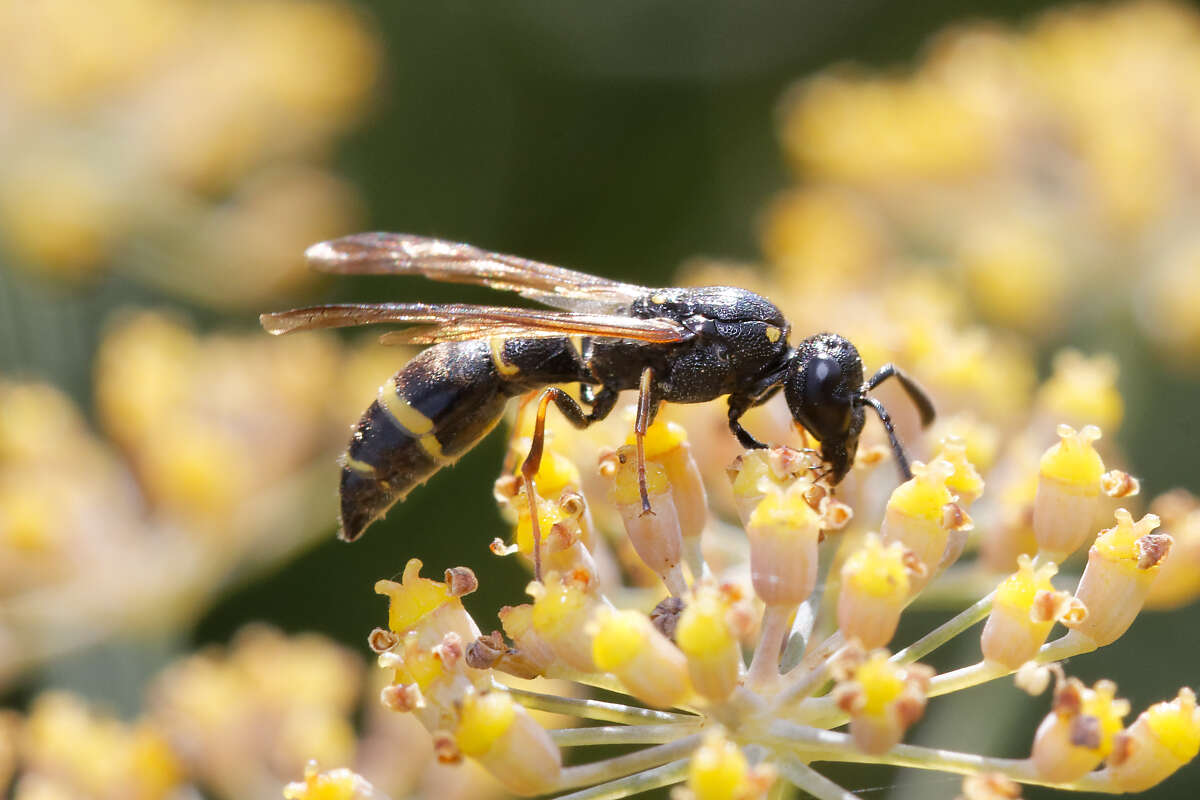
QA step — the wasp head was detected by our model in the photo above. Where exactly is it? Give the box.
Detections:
[784,333,866,484]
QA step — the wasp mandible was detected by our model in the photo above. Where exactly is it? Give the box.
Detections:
[262,233,936,575]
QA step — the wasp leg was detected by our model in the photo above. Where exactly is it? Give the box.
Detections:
[863,363,936,427]
[727,395,769,450]
[863,395,913,482]
[520,386,617,579]
[586,386,618,424]
[634,366,661,516]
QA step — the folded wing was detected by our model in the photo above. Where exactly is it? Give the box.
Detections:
[260,302,691,345]
[304,233,648,312]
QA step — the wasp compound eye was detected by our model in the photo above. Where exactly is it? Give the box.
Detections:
[805,356,843,407]
[786,354,852,443]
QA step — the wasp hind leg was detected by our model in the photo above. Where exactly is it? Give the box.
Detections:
[633,366,661,517]
[520,386,617,579]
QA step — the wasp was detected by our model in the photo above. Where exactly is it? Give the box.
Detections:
[262,233,935,574]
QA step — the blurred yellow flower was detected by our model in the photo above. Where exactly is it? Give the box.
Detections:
[771,0,1200,360]
[0,0,378,305]
[0,310,402,686]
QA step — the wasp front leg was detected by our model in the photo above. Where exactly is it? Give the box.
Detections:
[727,395,769,450]
[727,382,783,450]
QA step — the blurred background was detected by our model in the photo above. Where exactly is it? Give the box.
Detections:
[2,1,1200,798]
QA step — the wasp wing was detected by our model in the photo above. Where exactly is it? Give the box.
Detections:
[260,303,691,344]
[305,233,648,312]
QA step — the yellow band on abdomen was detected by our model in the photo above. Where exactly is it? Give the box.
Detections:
[342,454,376,474]
[489,337,521,376]
[419,433,447,460]
[378,376,435,435]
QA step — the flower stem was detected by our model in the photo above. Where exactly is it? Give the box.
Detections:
[929,630,1098,697]
[795,630,844,674]
[555,734,702,791]
[774,755,859,800]
[747,604,795,688]
[891,590,995,665]
[773,643,848,710]
[779,601,815,673]
[796,628,1100,728]
[553,759,690,800]
[904,563,1004,608]
[928,660,1008,697]
[551,723,701,747]
[505,687,695,724]
[1038,628,1098,662]
[762,721,1119,793]
[552,668,637,696]
[664,564,689,597]
[683,537,707,583]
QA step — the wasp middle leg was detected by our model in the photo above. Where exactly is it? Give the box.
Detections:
[520,385,616,578]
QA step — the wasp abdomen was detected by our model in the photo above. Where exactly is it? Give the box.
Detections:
[339,337,596,541]
[339,340,513,541]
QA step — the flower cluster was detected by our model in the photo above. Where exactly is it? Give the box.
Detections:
[768,0,1200,362]
[0,626,499,800]
[0,311,398,686]
[324,351,1197,799]
[277,9,1200,793]
[0,0,377,306]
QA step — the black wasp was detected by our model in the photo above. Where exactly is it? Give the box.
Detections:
[262,233,935,573]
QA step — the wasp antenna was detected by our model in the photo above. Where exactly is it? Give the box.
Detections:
[863,395,913,482]
[863,363,936,428]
